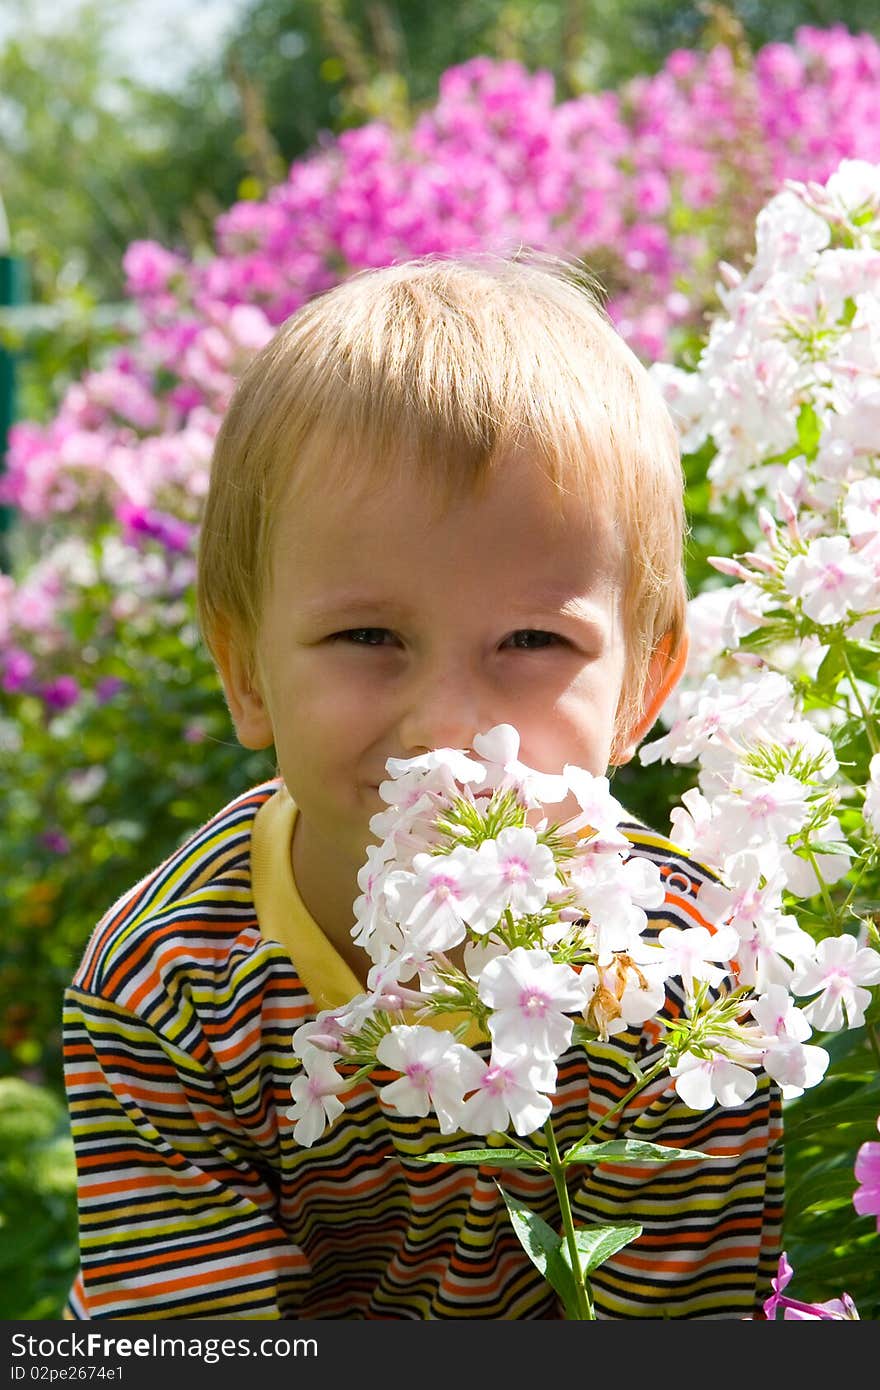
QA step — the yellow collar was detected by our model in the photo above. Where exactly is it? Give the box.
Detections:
[251,785,485,1045]
[251,784,364,1012]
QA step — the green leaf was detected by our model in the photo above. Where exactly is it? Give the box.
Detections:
[562,1222,644,1278]
[563,1137,712,1166]
[497,1186,579,1317]
[815,642,846,690]
[796,401,821,458]
[412,1147,547,1168]
[799,840,856,859]
[784,1095,880,1142]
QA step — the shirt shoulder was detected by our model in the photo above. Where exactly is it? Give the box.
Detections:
[620,814,723,889]
[69,777,283,1011]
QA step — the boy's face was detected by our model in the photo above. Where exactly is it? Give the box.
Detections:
[221,447,657,884]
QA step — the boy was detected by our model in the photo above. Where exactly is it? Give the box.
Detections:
[62,254,782,1319]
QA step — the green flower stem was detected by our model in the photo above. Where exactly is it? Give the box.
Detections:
[802,843,840,929]
[543,1118,595,1320]
[841,648,880,755]
[578,1057,668,1147]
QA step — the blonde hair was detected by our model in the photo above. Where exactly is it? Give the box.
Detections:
[196,251,688,745]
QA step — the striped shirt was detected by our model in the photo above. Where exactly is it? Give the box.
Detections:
[62,777,783,1320]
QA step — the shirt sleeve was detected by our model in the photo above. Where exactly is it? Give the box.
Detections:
[63,985,308,1319]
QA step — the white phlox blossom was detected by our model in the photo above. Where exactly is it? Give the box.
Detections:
[478,947,594,1060]
[791,934,880,1031]
[824,158,880,224]
[749,188,830,288]
[375,1026,485,1134]
[557,765,631,849]
[383,746,487,788]
[382,845,484,954]
[669,1050,759,1111]
[721,580,776,647]
[656,924,740,1001]
[458,1050,555,1137]
[783,535,875,625]
[668,787,731,869]
[748,984,830,1099]
[471,724,568,806]
[369,780,454,858]
[569,850,665,961]
[650,361,711,455]
[715,772,811,847]
[457,827,560,934]
[289,1054,348,1146]
[696,854,814,991]
[351,843,400,957]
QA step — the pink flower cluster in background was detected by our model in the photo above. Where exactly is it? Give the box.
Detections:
[7,27,880,531]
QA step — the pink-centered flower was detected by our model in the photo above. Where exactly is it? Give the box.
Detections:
[478,947,593,1060]
[383,845,481,953]
[784,535,874,625]
[669,1051,758,1110]
[719,774,811,846]
[749,984,829,1097]
[459,1049,554,1137]
[472,724,568,805]
[656,923,739,999]
[570,851,665,959]
[459,827,559,934]
[376,1025,485,1134]
[288,1055,347,1146]
[791,933,880,1031]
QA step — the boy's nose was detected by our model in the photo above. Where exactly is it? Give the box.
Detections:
[397,671,486,757]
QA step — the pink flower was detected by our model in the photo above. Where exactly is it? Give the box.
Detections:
[763,1252,860,1320]
[784,536,874,625]
[41,676,81,713]
[853,1115,880,1231]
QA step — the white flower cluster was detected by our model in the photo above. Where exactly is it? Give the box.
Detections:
[289,725,835,1148]
[642,160,880,1089]
[655,159,880,516]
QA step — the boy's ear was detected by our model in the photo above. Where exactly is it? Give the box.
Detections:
[212,628,275,751]
[610,628,689,767]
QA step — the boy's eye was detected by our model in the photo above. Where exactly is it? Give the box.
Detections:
[503,629,563,650]
[332,627,395,646]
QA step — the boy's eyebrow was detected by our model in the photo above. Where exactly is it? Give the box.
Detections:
[299,591,613,631]
[299,594,417,620]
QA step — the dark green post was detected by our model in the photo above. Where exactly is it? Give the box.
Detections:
[0,193,28,571]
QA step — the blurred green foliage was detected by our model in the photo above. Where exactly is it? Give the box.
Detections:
[0,1078,79,1319]
[1,553,275,1090]
[781,1020,880,1320]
